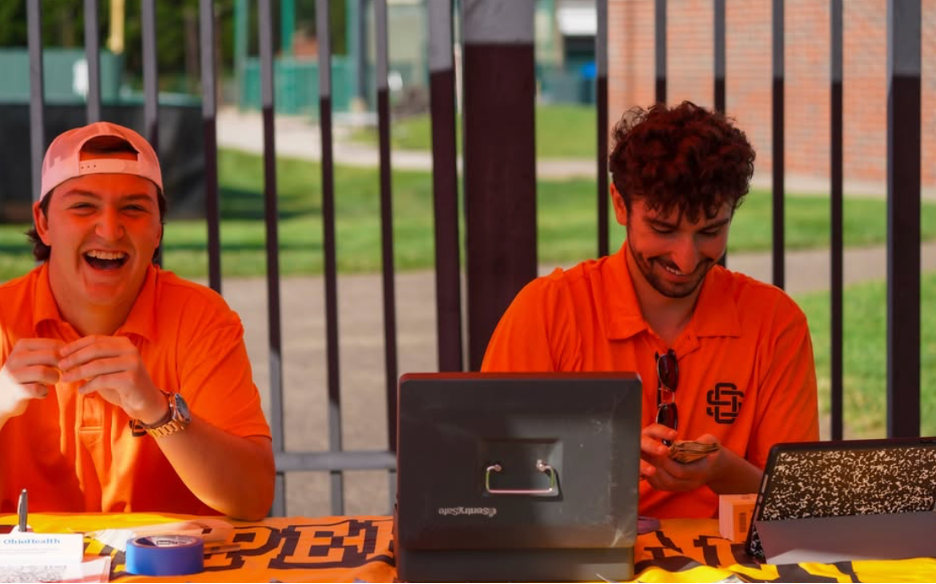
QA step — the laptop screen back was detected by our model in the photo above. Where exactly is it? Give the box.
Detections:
[746,436,936,560]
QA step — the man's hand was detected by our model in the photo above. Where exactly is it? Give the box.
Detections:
[0,338,65,421]
[58,336,167,424]
[640,424,721,492]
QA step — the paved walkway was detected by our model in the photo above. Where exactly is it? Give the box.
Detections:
[216,107,936,199]
[211,107,936,516]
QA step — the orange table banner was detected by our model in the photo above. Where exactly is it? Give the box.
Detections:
[3,513,936,582]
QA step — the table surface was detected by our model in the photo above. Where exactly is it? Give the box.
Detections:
[2,512,935,583]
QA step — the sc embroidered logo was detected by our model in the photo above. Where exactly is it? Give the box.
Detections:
[706,383,743,424]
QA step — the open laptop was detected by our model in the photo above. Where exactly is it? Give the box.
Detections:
[394,372,643,582]
[746,436,936,564]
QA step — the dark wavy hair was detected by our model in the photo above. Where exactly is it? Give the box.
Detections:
[608,101,755,223]
[26,188,167,262]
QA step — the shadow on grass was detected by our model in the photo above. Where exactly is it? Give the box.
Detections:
[0,241,32,254]
[161,240,324,253]
[219,187,320,221]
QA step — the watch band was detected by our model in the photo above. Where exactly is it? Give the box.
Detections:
[143,416,187,439]
[129,392,191,438]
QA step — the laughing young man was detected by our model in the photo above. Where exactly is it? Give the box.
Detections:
[0,122,274,520]
[482,102,819,518]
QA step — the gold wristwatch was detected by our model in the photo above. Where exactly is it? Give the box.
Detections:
[129,392,192,438]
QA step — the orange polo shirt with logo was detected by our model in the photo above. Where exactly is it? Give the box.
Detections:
[482,243,819,519]
[0,263,271,515]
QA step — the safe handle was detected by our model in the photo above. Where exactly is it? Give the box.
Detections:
[484,459,559,497]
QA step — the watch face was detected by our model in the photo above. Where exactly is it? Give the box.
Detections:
[172,393,193,423]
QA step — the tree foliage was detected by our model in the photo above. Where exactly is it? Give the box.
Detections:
[1,0,348,90]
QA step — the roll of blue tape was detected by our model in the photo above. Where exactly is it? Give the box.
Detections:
[125,534,205,576]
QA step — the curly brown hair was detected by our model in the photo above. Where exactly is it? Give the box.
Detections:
[609,101,755,223]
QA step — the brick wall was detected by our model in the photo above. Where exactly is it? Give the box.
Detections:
[607,0,935,191]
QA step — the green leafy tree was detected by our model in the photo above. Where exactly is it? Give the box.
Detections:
[2,0,347,93]
[0,0,103,49]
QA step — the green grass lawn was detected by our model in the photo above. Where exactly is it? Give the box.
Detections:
[1,148,935,281]
[796,272,936,438]
[351,104,598,159]
[157,151,936,278]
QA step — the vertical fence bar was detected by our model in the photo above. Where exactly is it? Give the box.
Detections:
[829,0,844,440]
[27,0,45,203]
[771,0,785,289]
[348,0,365,108]
[375,0,399,510]
[200,0,222,294]
[714,0,726,268]
[713,0,725,114]
[375,0,399,453]
[235,0,248,108]
[141,0,161,267]
[429,0,464,373]
[84,0,101,122]
[141,0,159,150]
[886,0,921,437]
[317,0,345,515]
[597,0,609,258]
[258,0,287,516]
[463,0,537,370]
[655,0,666,104]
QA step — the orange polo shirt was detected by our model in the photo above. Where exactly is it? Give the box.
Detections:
[482,243,819,519]
[0,263,271,515]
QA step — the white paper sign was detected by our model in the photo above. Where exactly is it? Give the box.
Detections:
[0,533,84,565]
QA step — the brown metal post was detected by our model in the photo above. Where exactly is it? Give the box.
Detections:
[463,0,537,370]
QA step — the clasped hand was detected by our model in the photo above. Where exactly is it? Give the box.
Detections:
[0,336,166,424]
[640,423,721,492]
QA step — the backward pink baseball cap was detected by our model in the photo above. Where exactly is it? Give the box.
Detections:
[39,122,163,202]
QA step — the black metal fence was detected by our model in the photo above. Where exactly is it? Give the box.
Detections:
[20,0,924,516]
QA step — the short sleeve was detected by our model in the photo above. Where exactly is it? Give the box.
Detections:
[481,272,583,372]
[746,300,820,468]
[177,298,271,440]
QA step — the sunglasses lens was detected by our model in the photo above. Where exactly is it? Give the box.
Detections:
[657,352,679,390]
[656,403,678,430]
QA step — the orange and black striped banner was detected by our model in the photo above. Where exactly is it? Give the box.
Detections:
[8,514,936,582]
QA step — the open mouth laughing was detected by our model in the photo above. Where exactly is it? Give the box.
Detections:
[84,250,129,271]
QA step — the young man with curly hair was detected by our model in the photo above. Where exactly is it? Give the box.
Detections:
[482,102,819,518]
